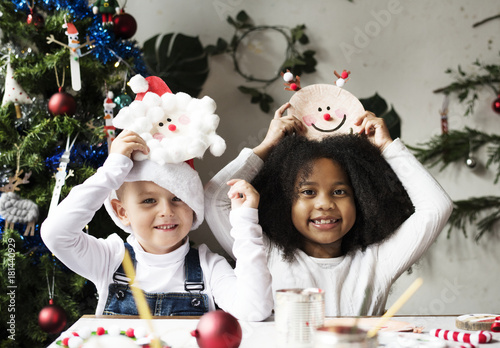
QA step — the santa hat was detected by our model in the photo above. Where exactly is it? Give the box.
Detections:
[104,74,224,233]
[103,91,116,109]
[129,74,172,101]
[63,22,78,35]
[103,159,204,233]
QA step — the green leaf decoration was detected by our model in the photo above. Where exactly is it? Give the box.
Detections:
[206,10,316,113]
[359,93,401,139]
[238,86,261,97]
[236,10,251,23]
[143,33,209,97]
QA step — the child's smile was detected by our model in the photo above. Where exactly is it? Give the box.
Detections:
[309,217,341,230]
[112,181,194,254]
[292,158,356,258]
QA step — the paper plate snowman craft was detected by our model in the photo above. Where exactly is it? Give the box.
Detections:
[113,75,226,165]
[282,69,365,141]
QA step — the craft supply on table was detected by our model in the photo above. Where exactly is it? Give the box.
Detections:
[314,325,377,348]
[456,314,500,332]
[366,277,423,339]
[274,288,325,347]
[379,332,477,348]
[430,328,492,345]
[323,317,416,333]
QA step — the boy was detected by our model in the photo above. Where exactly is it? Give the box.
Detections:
[41,130,273,321]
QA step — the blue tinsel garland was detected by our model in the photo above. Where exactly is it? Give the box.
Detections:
[45,141,108,172]
[10,0,149,76]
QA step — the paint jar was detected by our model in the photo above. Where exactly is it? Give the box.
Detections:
[275,288,325,348]
[314,325,378,348]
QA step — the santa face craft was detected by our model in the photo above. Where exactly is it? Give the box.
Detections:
[284,71,365,140]
[113,75,226,165]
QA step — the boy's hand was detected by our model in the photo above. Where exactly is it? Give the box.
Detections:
[353,111,393,152]
[253,102,304,161]
[110,130,149,159]
[227,179,260,210]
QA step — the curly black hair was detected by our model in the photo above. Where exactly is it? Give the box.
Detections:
[251,134,414,261]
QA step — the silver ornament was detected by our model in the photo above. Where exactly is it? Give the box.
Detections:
[465,156,477,169]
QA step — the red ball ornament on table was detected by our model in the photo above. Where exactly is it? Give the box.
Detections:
[48,88,77,117]
[492,95,500,114]
[113,11,137,39]
[38,299,67,334]
[191,310,242,348]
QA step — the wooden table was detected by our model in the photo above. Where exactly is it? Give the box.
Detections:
[48,315,500,347]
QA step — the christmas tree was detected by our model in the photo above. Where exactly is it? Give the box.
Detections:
[408,15,500,242]
[0,0,148,346]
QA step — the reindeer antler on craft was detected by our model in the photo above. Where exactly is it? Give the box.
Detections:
[334,69,351,87]
[281,69,302,91]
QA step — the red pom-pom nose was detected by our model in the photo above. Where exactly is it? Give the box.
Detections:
[168,124,177,132]
[341,71,349,79]
[290,83,298,91]
[323,113,331,121]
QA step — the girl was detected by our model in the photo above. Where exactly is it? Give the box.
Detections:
[205,106,453,316]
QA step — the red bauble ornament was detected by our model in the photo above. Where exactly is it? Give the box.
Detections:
[191,310,242,348]
[48,88,77,116]
[492,95,500,114]
[113,11,137,39]
[38,300,67,334]
[27,9,45,28]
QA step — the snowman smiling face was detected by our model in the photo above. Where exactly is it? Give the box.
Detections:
[287,84,365,141]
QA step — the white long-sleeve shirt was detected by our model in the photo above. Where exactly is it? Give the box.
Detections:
[204,139,453,316]
[41,154,273,321]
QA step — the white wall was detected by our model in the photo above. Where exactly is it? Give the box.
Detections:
[126,0,500,314]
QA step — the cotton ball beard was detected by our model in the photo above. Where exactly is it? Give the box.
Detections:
[113,91,226,164]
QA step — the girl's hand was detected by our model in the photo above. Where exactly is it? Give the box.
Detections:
[253,102,304,160]
[227,179,260,210]
[353,111,393,152]
[110,130,149,159]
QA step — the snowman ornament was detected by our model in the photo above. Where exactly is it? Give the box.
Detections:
[46,21,94,91]
[103,91,117,151]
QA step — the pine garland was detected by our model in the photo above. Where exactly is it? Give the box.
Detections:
[447,197,500,241]
[408,128,500,183]
[415,47,500,241]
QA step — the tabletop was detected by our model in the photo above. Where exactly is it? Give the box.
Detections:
[48,315,500,347]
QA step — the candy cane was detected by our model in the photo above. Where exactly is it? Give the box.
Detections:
[430,328,492,345]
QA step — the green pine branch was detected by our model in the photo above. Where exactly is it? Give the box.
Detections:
[407,127,500,183]
[433,58,500,116]
[447,196,500,241]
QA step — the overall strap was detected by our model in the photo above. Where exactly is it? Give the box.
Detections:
[113,243,136,284]
[184,248,205,292]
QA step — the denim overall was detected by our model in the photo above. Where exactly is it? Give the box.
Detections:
[103,243,209,316]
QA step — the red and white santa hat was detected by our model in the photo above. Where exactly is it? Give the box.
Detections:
[103,159,204,232]
[103,91,116,109]
[63,22,78,36]
[104,75,208,233]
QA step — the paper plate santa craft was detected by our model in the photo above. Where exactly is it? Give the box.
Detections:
[113,74,226,165]
[283,70,365,140]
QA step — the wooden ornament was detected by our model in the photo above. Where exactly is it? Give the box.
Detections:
[455,314,500,331]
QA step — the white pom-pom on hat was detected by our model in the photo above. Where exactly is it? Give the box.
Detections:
[129,74,149,94]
